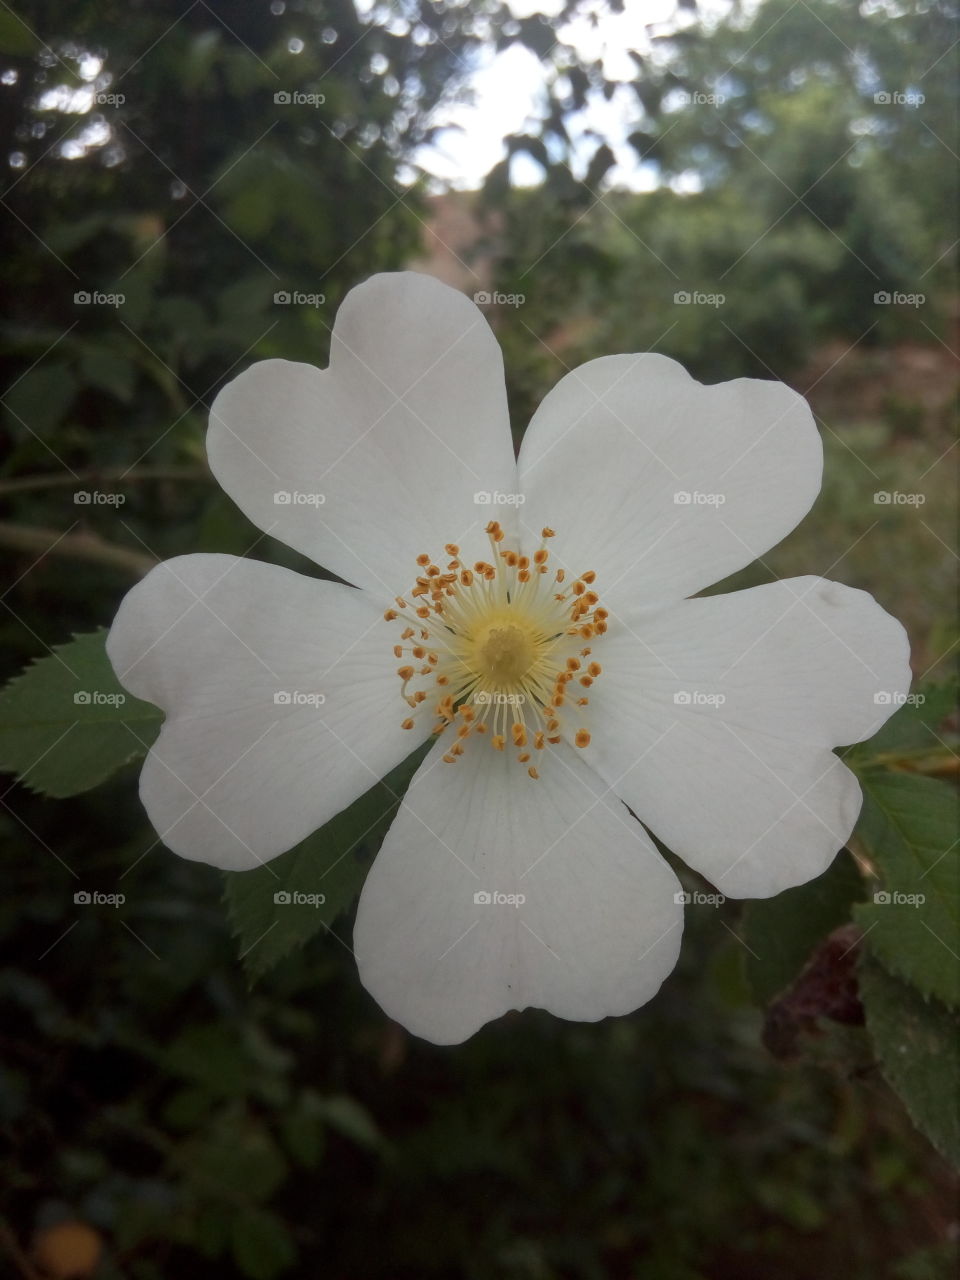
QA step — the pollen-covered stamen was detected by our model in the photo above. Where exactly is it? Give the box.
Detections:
[386,523,606,775]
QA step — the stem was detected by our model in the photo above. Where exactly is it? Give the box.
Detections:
[0,466,210,496]
[0,522,156,577]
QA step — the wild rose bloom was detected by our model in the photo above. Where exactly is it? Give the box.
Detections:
[107,272,910,1044]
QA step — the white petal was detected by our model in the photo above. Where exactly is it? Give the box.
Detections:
[580,577,912,898]
[106,554,422,870]
[516,354,822,611]
[208,273,517,595]
[353,739,683,1045]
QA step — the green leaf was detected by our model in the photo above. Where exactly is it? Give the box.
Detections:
[852,771,959,1008]
[80,348,137,403]
[316,1094,384,1150]
[223,741,430,978]
[741,848,865,1004]
[0,11,41,55]
[0,630,162,798]
[859,957,960,1167]
[231,1208,297,1280]
[844,678,958,766]
[3,362,77,435]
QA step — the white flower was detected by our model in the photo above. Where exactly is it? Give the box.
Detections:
[107,272,911,1045]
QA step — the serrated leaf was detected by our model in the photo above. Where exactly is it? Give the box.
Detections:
[231,1208,297,1280]
[852,771,959,1008]
[741,849,865,1004]
[860,957,960,1167]
[0,630,162,797]
[223,741,430,978]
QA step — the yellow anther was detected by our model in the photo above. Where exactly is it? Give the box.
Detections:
[384,609,398,621]
[528,766,540,779]
[541,527,555,538]
[588,662,602,677]
[491,735,505,751]
[575,730,591,748]
[401,718,414,730]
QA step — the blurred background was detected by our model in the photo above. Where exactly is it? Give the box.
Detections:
[0,1,957,1277]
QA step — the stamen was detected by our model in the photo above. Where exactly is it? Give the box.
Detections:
[384,524,607,777]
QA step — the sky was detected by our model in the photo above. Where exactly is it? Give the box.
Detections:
[407,0,738,190]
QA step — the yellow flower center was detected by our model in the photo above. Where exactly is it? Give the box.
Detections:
[384,522,607,778]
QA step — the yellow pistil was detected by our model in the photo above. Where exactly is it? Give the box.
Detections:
[385,521,605,777]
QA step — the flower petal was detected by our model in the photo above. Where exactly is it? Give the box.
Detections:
[580,577,912,898]
[516,354,822,611]
[106,554,422,870]
[208,273,517,596]
[353,739,683,1044]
